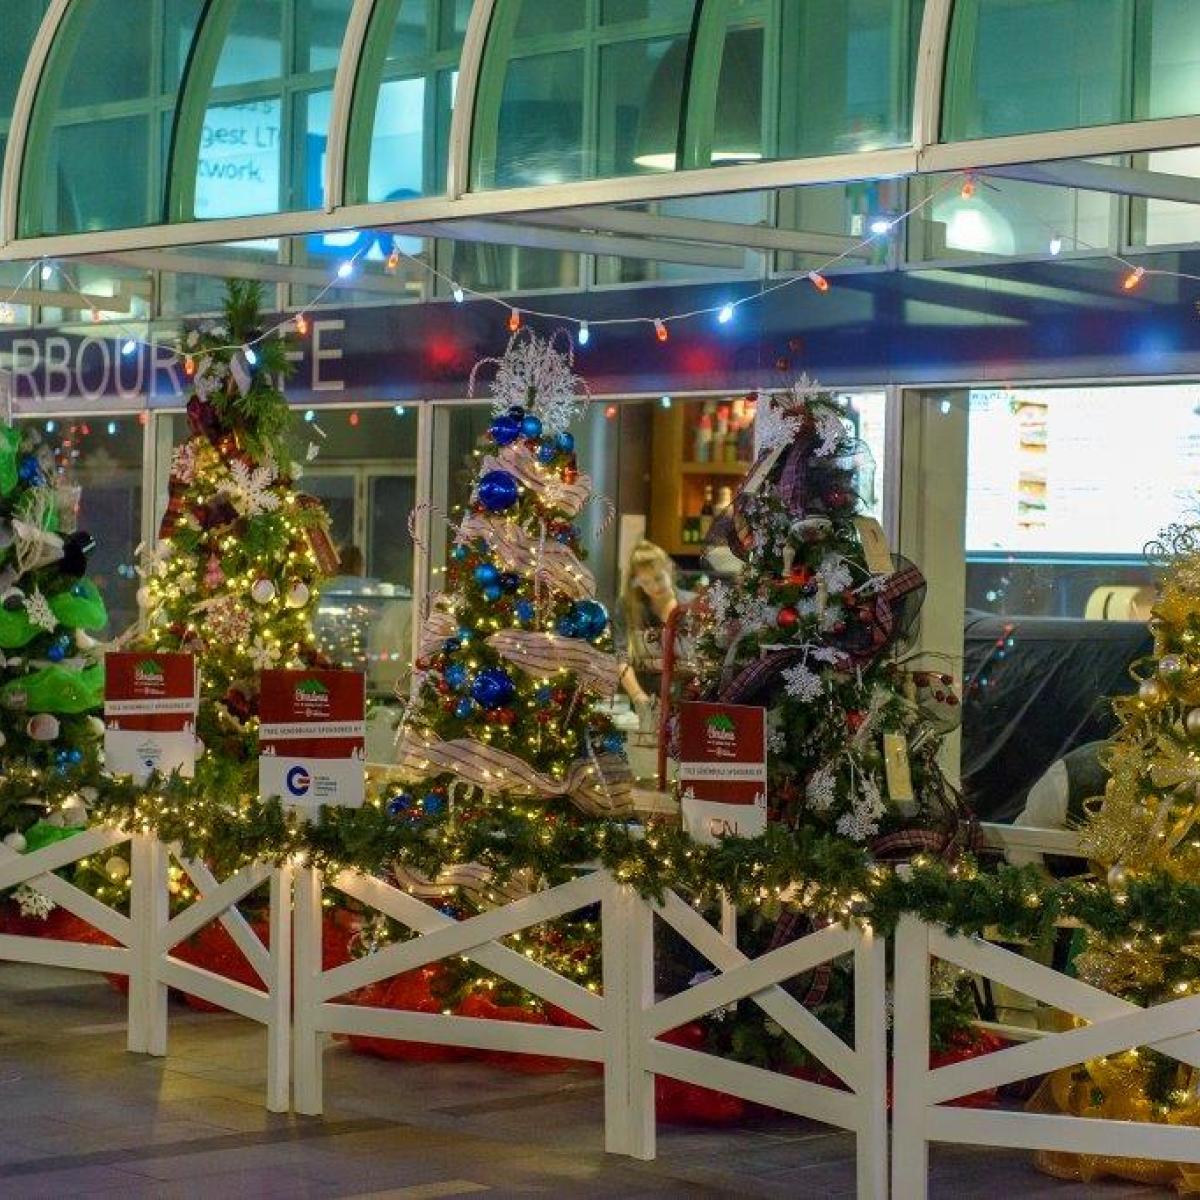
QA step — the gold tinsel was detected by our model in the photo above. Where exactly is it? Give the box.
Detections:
[1033,521,1200,1186]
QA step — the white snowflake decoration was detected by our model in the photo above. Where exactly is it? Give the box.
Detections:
[806,765,838,812]
[810,645,841,665]
[767,727,786,755]
[226,459,280,516]
[24,589,55,632]
[817,555,853,596]
[836,806,880,842]
[813,406,847,458]
[470,331,590,437]
[753,395,805,456]
[13,885,54,920]
[706,580,733,626]
[250,635,279,670]
[782,661,824,702]
[734,592,776,631]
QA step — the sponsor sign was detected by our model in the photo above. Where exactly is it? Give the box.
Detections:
[258,669,365,809]
[104,652,199,782]
[678,701,767,846]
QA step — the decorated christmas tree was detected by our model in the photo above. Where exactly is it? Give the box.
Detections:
[1028,520,1200,1186]
[0,421,106,842]
[140,281,338,760]
[698,373,962,847]
[393,330,633,836]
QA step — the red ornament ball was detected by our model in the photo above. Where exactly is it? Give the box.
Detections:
[776,606,799,629]
[562,467,578,485]
[846,711,866,732]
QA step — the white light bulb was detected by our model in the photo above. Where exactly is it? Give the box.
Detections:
[1049,234,1063,256]
[660,395,672,409]
[718,303,734,324]
[244,346,258,365]
[578,321,590,345]
[452,285,464,303]
[121,339,137,356]
[869,217,893,235]
[337,260,355,279]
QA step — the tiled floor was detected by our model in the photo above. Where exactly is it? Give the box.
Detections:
[0,963,1170,1197]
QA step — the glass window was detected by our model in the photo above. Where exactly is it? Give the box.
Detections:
[1135,0,1200,121]
[296,0,355,73]
[492,51,586,187]
[601,36,691,175]
[20,415,146,638]
[1134,147,1200,246]
[778,0,921,158]
[906,171,1115,261]
[348,0,464,203]
[212,0,283,87]
[19,0,205,238]
[942,0,1127,140]
[0,3,49,120]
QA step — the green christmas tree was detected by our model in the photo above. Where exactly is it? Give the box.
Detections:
[393,330,633,833]
[140,281,337,761]
[0,421,107,842]
[698,374,962,847]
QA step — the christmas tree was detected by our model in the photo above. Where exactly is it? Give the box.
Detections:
[141,281,338,759]
[393,330,633,829]
[0,421,106,842]
[698,374,961,846]
[1029,520,1200,1187]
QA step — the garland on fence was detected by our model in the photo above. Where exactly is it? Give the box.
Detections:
[3,760,1186,955]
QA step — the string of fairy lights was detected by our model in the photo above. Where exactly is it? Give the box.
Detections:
[0,170,1196,372]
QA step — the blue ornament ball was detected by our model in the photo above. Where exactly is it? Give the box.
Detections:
[471,666,516,710]
[457,626,473,643]
[18,456,41,485]
[386,792,413,817]
[423,792,447,817]
[535,686,553,703]
[498,572,520,592]
[455,696,476,720]
[71,583,87,597]
[482,583,503,603]
[555,432,575,453]
[489,414,522,446]
[602,733,625,754]
[47,644,66,663]
[443,637,461,654]
[554,530,573,544]
[521,414,543,439]
[473,562,499,586]
[476,469,519,512]
[451,543,468,561]
[555,615,580,638]
[507,405,526,420]
[444,663,469,691]
[573,599,609,638]
[515,599,535,623]
[536,441,557,464]
[68,748,83,764]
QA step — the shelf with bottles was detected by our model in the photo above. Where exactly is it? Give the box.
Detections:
[688,395,757,468]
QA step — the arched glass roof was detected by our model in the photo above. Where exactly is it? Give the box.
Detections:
[0,0,1197,257]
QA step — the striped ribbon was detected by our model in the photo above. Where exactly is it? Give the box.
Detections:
[417,600,459,658]
[393,726,634,817]
[482,444,593,517]
[487,629,618,694]
[459,513,595,600]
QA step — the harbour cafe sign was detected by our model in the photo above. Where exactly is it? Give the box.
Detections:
[0,319,348,411]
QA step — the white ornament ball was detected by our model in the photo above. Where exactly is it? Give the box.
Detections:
[105,856,130,883]
[1107,864,1129,890]
[286,581,311,609]
[251,578,276,605]
[1160,654,1184,677]
[1186,709,1200,738]
[3,832,25,853]
[59,796,88,828]
[1139,678,1165,704]
[26,713,60,742]
[85,716,105,737]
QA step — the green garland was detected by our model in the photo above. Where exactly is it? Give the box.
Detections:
[6,765,1178,952]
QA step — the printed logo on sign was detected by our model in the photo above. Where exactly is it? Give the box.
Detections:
[286,765,311,797]
[705,712,737,758]
[134,659,166,696]
[294,678,330,716]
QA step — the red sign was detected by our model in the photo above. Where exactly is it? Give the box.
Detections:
[678,701,767,844]
[104,652,198,780]
[258,669,365,808]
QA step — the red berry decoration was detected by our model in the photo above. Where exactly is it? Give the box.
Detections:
[847,711,866,732]
[788,566,813,586]
[552,688,569,704]
[776,606,799,629]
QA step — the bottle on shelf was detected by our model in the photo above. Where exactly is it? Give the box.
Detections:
[715,484,734,516]
[699,484,715,538]
[694,412,713,463]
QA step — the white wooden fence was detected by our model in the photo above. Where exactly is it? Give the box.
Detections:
[290,865,888,1191]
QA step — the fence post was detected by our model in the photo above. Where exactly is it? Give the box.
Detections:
[127,833,169,1056]
[855,924,888,1199]
[265,863,293,1113]
[892,915,932,1200]
[292,863,324,1115]
[602,876,655,1159]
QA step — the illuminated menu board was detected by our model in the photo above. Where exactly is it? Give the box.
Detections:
[967,385,1200,558]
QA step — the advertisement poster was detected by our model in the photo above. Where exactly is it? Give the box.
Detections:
[678,701,767,845]
[104,652,198,783]
[258,669,365,810]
